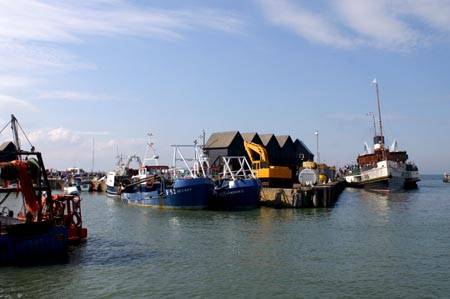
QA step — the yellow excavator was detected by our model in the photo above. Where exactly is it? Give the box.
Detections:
[243,140,292,187]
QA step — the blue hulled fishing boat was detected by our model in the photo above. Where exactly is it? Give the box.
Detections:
[121,138,214,209]
[210,156,261,210]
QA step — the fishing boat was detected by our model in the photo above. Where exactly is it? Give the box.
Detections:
[120,133,170,200]
[106,154,141,196]
[78,179,92,192]
[63,167,91,192]
[210,156,261,210]
[345,79,420,192]
[121,139,214,209]
[0,115,87,265]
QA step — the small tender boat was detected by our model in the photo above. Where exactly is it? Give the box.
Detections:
[443,173,450,183]
[210,156,261,210]
[0,115,87,265]
[121,139,214,209]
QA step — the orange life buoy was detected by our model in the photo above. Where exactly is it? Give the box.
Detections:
[146,180,154,188]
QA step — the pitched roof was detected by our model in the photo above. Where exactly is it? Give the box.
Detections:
[259,133,275,146]
[241,132,258,142]
[294,139,313,155]
[205,131,239,148]
[276,135,292,147]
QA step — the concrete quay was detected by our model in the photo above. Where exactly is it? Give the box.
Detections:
[48,176,345,209]
[260,179,346,208]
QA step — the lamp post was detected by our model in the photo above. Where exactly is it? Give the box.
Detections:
[315,130,320,164]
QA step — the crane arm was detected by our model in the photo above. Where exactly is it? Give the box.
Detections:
[243,140,270,166]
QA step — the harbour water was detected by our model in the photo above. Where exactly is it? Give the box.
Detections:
[1,175,449,298]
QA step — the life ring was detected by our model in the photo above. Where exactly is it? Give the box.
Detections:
[146,180,154,188]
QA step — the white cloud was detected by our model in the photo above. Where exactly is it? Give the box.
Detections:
[36,127,81,144]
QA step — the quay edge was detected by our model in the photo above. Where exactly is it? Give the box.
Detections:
[260,179,346,208]
[48,177,346,209]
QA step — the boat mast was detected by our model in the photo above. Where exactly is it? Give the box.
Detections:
[373,79,384,146]
[92,137,95,172]
[143,133,159,166]
[11,114,21,154]
[367,112,377,137]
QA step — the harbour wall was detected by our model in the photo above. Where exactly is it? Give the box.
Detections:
[48,177,346,208]
[260,179,346,208]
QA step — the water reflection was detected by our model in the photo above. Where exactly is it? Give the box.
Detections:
[347,187,418,215]
[2,177,450,299]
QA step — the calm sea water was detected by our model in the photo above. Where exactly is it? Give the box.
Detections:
[1,175,449,299]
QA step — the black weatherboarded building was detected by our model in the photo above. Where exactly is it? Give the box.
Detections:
[203,131,314,175]
[204,131,247,168]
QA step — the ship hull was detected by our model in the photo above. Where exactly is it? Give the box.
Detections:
[211,179,261,210]
[121,177,214,209]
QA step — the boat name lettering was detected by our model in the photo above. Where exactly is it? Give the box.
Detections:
[225,190,244,195]
[166,188,193,195]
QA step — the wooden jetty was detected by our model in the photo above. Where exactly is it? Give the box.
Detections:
[260,179,346,208]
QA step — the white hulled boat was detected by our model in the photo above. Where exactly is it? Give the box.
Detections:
[345,79,420,192]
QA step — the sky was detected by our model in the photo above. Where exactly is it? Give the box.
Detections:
[0,0,449,174]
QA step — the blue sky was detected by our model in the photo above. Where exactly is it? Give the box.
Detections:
[0,0,449,174]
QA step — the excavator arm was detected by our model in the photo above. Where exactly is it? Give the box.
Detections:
[243,140,292,187]
[243,140,270,169]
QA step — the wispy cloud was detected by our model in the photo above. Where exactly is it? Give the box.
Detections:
[257,0,450,51]
[403,0,450,34]
[37,91,104,102]
[0,0,244,41]
[258,0,358,48]
[0,94,39,111]
[334,0,421,50]
[0,0,244,72]
[0,76,37,89]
